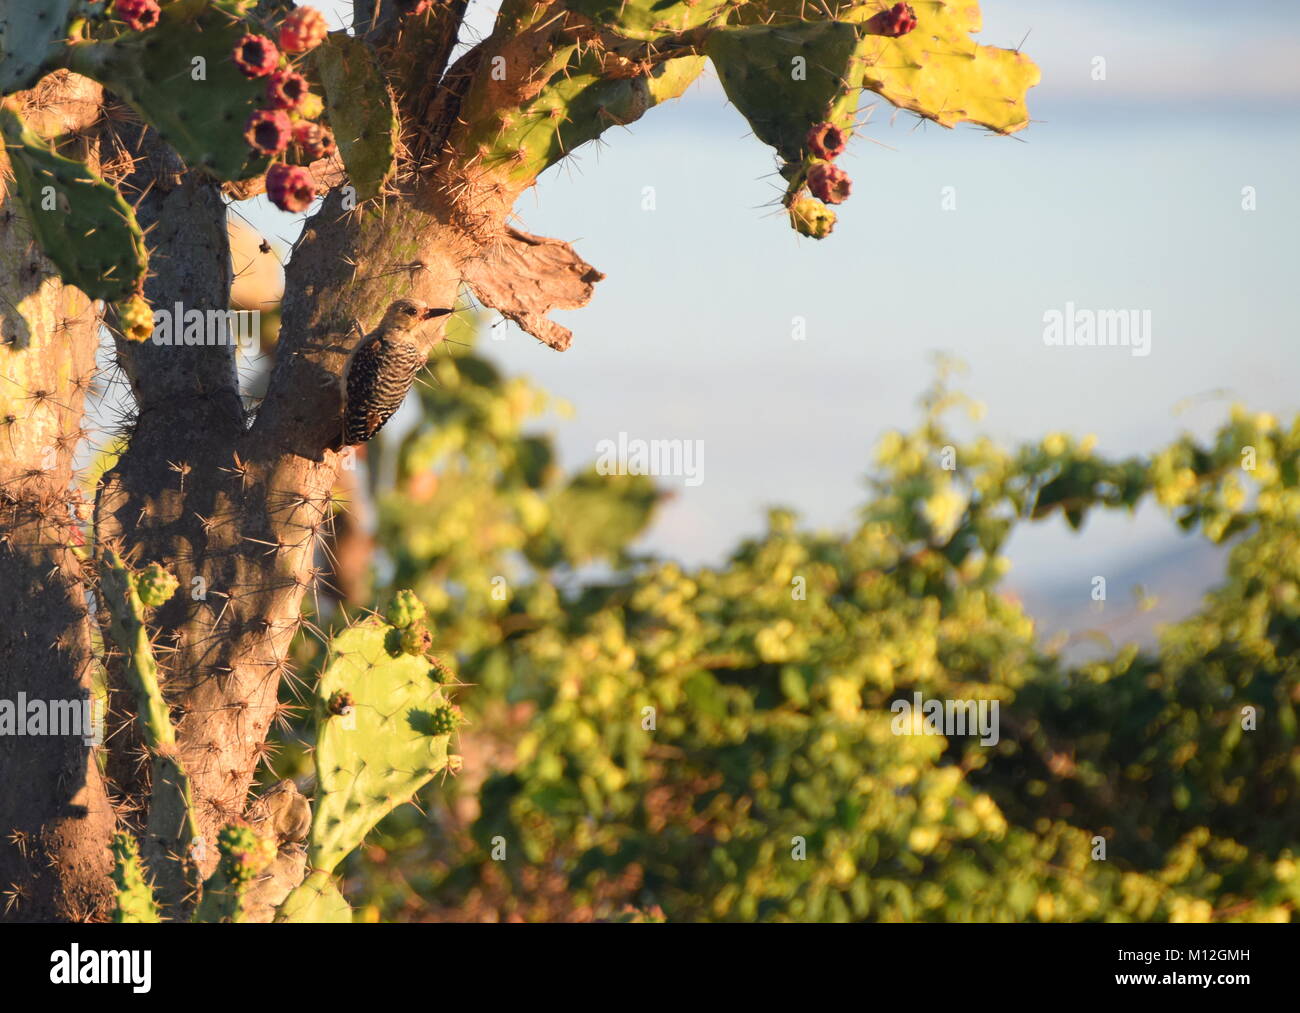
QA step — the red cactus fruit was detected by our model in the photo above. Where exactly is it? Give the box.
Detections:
[232,34,280,78]
[807,163,852,205]
[278,6,328,53]
[806,122,847,161]
[266,163,317,213]
[113,0,161,30]
[245,109,292,155]
[266,70,310,110]
[293,121,336,161]
[866,2,918,38]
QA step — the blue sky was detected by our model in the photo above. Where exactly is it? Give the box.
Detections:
[249,1,1300,597]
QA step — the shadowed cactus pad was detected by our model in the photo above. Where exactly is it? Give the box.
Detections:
[0,0,76,95]
[0,105,148,303]
[310,32,397,201]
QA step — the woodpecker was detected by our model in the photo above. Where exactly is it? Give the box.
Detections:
[340,298,452,446]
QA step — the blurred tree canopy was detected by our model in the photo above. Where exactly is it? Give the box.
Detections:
[276,314,1300,923]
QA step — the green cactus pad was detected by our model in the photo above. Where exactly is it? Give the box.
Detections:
[308,619,453,874]
[0,0,76,96]
[99,547,202,915]
[65,0,274,181]
[462,50,704,186]
[109,832,161,924]
[275,870,352,923]
[311,31,396,201]
[566,0,735,42]
[0,105,148,303]
[706,21,862,166]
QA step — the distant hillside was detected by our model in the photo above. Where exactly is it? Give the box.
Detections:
[1014,538,1230,662]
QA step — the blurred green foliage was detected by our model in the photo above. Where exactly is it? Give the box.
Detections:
[294,317,1300,922]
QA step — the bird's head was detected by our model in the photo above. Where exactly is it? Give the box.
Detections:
[379,298,453,334]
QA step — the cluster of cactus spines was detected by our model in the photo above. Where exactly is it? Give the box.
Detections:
[0,105,148,304]
[97,548,202,913]
[305,605,455,878]
[109,832,161,924]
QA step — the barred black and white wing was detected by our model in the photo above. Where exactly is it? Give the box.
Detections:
[342,336,425,445]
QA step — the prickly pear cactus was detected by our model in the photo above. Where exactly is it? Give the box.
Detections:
[109,832,161,924]
[0,105,148,303]
[275,607,456,921]
[386,589,426,629]
[706,21,863,166]
[709,0,1039,235]
[306,617,454,874]
[65,0,275,182]
[274,870,351,923]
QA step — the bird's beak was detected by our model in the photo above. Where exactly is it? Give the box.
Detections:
[423,307,453,319]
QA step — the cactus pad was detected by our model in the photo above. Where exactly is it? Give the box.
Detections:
[566,0,736,42]
[275,870,352,923]
[307,619,453,874]
[311,31,396,201]
[109,832,161,924]
[851,0,1039,133]
[706,21,862,166]
[461,50,705,186]
[0,0,76,96]
[0,105,148,303]
[66,0,274,181]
